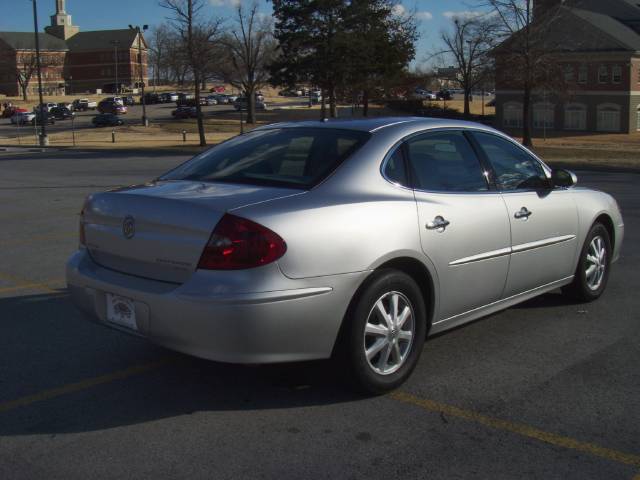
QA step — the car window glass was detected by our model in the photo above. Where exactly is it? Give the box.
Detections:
[160,128,370,189]
[405,131,488,192]
[383,147,408,186]
[472,132,548,191]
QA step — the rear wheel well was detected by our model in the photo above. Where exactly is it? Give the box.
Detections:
[374,258,435,330]
[594,214,615,246]
[331,257,436,358]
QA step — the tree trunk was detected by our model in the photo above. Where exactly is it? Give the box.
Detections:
[521,84,532,147]
[329,86,337,118]
[362,90,369,117]
[463,89,471,119]
[320,89,327,119]
[194,69,206,147]
[21,84,28,102]
[246,87,256,124]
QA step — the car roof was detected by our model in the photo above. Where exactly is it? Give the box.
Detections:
[254,116,499,136]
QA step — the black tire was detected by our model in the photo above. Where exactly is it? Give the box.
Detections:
[563,222,612,302]
[338,269,427,395]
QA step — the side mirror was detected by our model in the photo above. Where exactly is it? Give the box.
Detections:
[551,168,577,188]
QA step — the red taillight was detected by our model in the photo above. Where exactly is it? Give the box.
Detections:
[197,214,287,270]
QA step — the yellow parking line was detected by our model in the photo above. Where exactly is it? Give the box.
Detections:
[0,358,172,414]
[390,391,640,469]
[0,272,64,295]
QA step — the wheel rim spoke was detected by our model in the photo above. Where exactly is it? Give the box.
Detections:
[366,339,387,361]
[397,306,411,329]
[398,330,412,342]
[377,343,393,371]
[365,323,388,337]
[375,300,393,329]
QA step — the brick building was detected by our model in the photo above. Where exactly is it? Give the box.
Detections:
[0,0,148,97]
[495,0,640,134]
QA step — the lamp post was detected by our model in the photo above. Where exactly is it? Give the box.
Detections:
[31,0,48,146]
[129,24,149,127]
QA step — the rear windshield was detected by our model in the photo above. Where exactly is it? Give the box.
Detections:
[159,128,371,188]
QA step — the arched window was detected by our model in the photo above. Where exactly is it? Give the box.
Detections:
[564,103,587,131]
[503,102,523,128]
[596,103,621,132]
[533,102,555,129]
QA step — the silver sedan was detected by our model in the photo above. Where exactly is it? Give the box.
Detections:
[66,117,624,393]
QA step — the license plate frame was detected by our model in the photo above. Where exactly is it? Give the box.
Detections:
[105,293,137,331]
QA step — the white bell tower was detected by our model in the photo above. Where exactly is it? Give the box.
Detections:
[46,0,79,40]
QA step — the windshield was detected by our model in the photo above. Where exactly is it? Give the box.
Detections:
[159,128,371,188]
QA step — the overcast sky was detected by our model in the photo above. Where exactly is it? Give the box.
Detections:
[2,0,489,67]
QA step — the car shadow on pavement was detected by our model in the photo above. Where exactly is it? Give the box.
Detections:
[0,292,360,437]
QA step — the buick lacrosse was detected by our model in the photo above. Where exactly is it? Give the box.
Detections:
[66,118,624,393]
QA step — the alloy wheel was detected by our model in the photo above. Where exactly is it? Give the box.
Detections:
[586,235,607,291]
[363,291,415,375]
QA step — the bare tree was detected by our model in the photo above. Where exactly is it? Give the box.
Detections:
[15,51,39,101]
[148,24,173,88]
[160,0,222,146]
[480,0,566,146]
[220,3,276,124]
[438,15,496,118]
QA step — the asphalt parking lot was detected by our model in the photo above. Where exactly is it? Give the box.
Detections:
[0,148,638,479]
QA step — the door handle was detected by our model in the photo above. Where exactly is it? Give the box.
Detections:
[426,216,450,232]
[514,207,532,220]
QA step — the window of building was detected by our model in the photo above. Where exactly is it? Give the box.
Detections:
[612,65,622,84]
[598,65,609,83]
[503,102,523,128]
[597,104,621,132]
[471,132,548,191]
[405,131,489,192]
[578,65,588,84]
[563,65,574,82]
[533,103,555,129]
[564,103,587,131]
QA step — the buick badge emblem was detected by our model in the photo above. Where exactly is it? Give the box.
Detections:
[122,215,135,239]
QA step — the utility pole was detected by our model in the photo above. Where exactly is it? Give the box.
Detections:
[32,0,48,146]
[129,25,149,126]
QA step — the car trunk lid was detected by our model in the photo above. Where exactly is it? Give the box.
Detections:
[83,180,303,283]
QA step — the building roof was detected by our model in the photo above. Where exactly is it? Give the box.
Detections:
[495,0,640,55]
[0,31,68,51]
[65,29,143,52]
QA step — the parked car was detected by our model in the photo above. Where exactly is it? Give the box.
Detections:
[31,111,55,125]
[122,96,136,106]
[72,99,98,111]
[98,100,127,115]
[437,90,453,101]
[103,97,124,106]
[413,89,437,101]
[309,90,323,103]
[3,106,28,119]
[65,118,625,394]
[57,102,74,111]
[233,97,267,111]
[36,102,58,113]
[279,88,303,97]
[49,106,74,120]
[10,111,36,125]
[172,106,198,119]
[92,113,124,127]
[176,93,195,106]
[143,93,161,105]
[486,98,496,107]
[205,95,218,106]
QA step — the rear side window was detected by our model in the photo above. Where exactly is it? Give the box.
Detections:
[160,128,370,189]
[405,131,489,192]
[383,147,408,186]
[472,132,548,191]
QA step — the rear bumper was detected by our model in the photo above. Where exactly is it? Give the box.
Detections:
[66,250,366,363]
